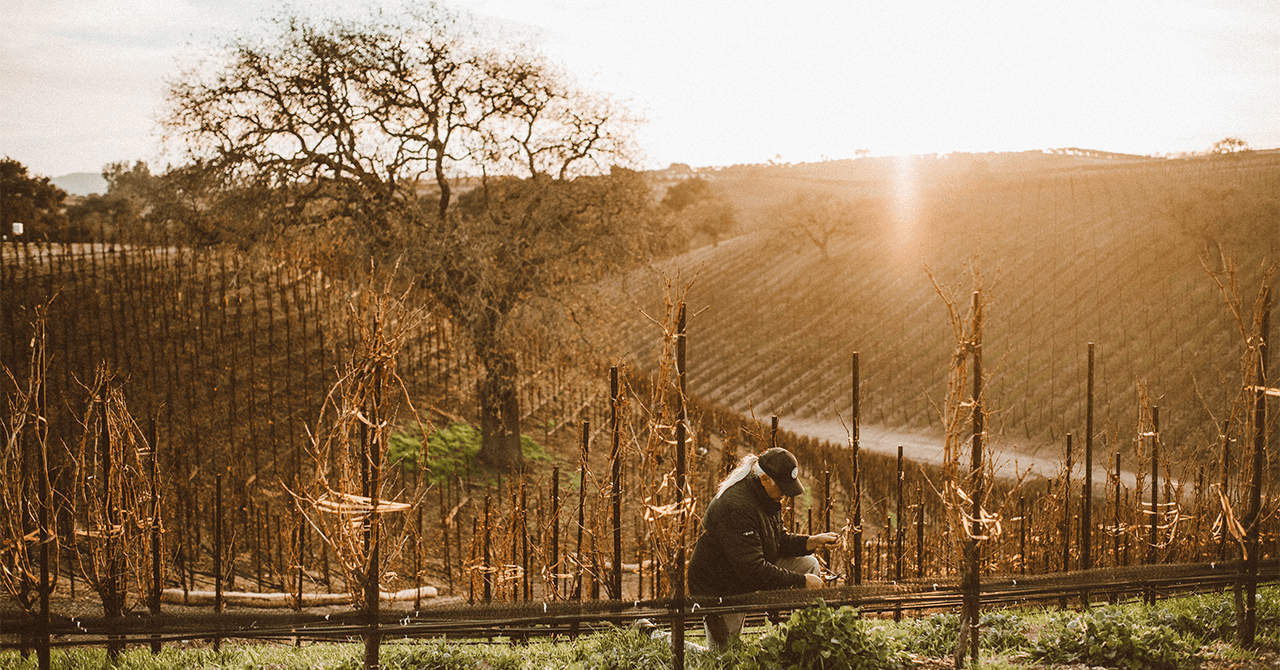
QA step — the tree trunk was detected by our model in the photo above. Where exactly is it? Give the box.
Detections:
[433,156,452,223]
[478,345,523,471]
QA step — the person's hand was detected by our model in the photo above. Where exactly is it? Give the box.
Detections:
[804,573,824,589]
[806,532,838,552]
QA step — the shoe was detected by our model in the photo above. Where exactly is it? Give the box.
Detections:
[631,619,708,652]
[632,618,660,637]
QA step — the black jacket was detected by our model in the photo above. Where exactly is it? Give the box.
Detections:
[687,475,811,597]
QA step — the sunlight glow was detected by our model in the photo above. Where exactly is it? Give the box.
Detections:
[889,155,920,256]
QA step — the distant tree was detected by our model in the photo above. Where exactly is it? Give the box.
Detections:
[139,161,299,248]
[1166,179,1278,270]
[102,161,154,200]
[661,177,712,212]
[63,160,279,246]
[135,162,222,245]
[661,176,738,248]
[1211,137,1250,155]
[685,199,737,248]
[0,158,69,241]
[66,161,155,242]
[769,190,882,258]
[162,5,645,469]
[64,193,137,242]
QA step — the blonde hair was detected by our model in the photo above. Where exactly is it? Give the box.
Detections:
[714,454,762,500]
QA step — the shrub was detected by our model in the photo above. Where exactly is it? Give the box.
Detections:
[732,600,905,670]
[1257,585,1280,631]
[979,610,1030,652]
[385,639,530,670]
[571,626,671,670]
[1031,609,1199,670]
[1148,591,1236,643]
[894,612,959,657]
[892,610,1026,657]
[1141,585,1279,646]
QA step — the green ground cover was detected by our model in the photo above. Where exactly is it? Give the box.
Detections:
[4,586,1276,670]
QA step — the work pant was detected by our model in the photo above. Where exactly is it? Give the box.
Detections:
[702,555,822,652]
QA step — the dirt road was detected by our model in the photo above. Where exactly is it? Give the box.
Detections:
[783,417,1135,487]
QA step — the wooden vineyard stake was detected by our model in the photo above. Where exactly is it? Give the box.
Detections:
[1149,407,1160,568]
[522,478,530,601]
[852,351,862,586]
[440,481,451,595]
[958,290,984,669]
[822,467,832,568]
[1241,286,1269,647]
[550,467,560,599]
[1083,343,1095,571]
[214,473,223,652]
[1114,451,1122,567]
[1019,495,1026,575]
[483,495,492,602]
[574,422,588,602]
[1063,433,1072,573]
[37,359,52,670]
[671,301,688,670]
[895,445,904,622]
[916,484,925,578]
[149,418,162,654]
[609,366,623,600]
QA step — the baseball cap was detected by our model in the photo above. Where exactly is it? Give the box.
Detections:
[758,447,804,497]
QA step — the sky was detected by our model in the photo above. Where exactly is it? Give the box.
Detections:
[2,0,1278,178]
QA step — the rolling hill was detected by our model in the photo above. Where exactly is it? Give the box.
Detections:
[51,171,108,196]
[612,151,1280,480]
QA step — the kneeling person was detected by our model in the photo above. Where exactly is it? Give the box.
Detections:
[687,447,837,651]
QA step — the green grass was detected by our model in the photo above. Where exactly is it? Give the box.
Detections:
[0,643,359,670]
[388,422,551,485]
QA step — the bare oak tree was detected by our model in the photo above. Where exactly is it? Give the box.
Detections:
[164,8,470,236]
[420,168,663,470]
[660,176,738,248]
[769,190,884,258]
[162,4,653,469]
